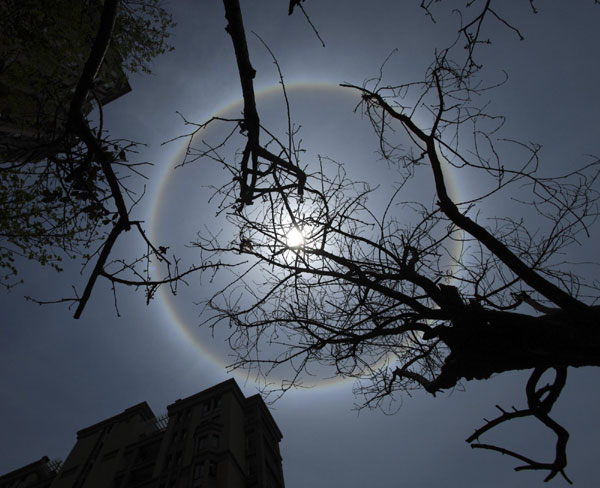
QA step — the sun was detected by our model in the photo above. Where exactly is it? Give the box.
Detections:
[286,227,305,248]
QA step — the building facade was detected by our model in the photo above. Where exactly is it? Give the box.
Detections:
[0,380,285,488]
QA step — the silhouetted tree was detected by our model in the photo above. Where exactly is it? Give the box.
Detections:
[0,0,174,301]
[5,1,599,482]
[182,1,598,483]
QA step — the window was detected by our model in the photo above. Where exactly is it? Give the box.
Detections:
[195,435,207,452]
[193,461,204,480]
[113,474,124,488]
[211,434,219,448]
[136,440,161,464]
[208,460,217,478]
[179,469,191,488]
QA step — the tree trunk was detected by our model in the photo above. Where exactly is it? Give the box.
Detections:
[432,308,600,390]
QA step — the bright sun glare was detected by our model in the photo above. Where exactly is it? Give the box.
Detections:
[286,227,305,247]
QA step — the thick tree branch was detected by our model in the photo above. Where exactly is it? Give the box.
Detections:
[343,82,592,315]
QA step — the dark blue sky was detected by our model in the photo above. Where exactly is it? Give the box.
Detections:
[1,1,599,486]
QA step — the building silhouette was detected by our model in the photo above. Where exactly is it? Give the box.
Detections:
[0,380,285,488]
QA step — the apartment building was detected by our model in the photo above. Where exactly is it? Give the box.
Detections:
[0,380,285,488]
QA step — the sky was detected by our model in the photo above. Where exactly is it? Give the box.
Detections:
[1,1,600,487]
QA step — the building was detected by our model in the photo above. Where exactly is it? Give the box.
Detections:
[0,457,62,488]
[0,380,285,488]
